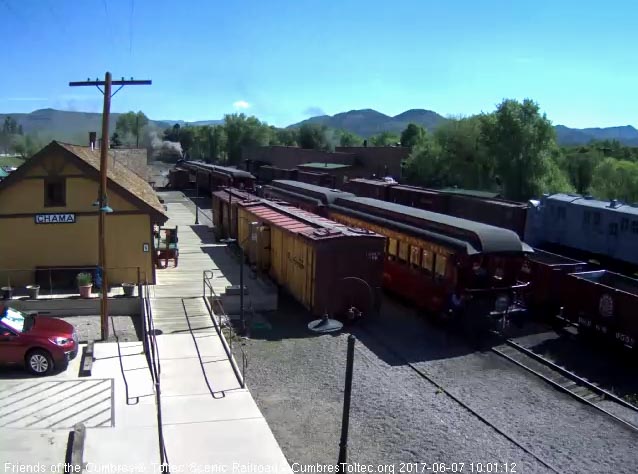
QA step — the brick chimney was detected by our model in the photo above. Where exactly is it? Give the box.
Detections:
[89,132,97,150]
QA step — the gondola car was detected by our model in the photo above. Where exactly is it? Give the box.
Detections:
[235,199,385,319]
[328,196,531,331]
[517,250,587,319]
[559,270,638,350]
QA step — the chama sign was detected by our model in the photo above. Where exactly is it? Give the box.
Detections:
[34,213,76,224]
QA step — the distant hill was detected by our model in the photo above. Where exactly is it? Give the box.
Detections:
[2,108,638,147]
[293,108,638,146]
[0,109,223,144]
[289,108,447,137]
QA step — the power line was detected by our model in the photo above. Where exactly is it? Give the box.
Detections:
[129,0,135,54]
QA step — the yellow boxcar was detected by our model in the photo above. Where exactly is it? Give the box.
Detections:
[237,201,384,317]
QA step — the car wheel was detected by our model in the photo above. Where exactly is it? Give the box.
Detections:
[26,349,54,376]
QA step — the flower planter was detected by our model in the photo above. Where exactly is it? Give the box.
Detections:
[1,286,13,300]
[79,284,93,298]
[26,285,40,299]
[122,283,136,297]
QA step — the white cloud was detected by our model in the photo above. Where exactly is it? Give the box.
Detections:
[233,100,251,109]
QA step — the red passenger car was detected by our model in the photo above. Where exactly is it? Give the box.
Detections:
[328,196,532,331]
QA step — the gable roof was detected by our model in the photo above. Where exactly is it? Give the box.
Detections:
[0,141,167,222]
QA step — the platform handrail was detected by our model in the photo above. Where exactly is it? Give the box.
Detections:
[141,281,169,467]
[203,270,247,388]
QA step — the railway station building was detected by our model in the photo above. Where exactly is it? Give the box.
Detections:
[0,141,167,290]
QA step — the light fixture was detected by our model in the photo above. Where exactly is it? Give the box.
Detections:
[92,200,100,207]
[100,205,113,213]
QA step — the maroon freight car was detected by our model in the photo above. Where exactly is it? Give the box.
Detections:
[518,250,587,317]
[342,178,395,200]
[560,270,638,350]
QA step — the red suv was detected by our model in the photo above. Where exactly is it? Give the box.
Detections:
[0,306,78,375]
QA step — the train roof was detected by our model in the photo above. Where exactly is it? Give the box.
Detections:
[545,193,638,215]
[182,161,255,179]
[237,200,382,241]
[332,196,529,255]
[270,180,354,205]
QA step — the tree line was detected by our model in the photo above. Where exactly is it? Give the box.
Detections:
[400,99,638,202]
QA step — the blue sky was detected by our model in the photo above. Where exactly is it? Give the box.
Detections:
[1,0,636,128]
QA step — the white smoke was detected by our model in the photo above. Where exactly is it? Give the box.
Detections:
[148,129,182,161]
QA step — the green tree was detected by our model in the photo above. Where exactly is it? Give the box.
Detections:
[370,131,400,147]
[270,127,298,146]
[400,123,427,148]
[479,99,556,201]
[435,117,496,190]
[115,111,149,147]
[338,130,362,147]
[224,113,272,164]
[298,123,331,150]
[110,132,123,147]
[11,133,43,159]
[402,133,449,187]
[1,116,19,153]
[562,148,603,194]
[590,158,638,203]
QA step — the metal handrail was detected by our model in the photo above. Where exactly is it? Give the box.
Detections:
[141,281,169,467]
[110,316,139,405]
[202,270,247,388]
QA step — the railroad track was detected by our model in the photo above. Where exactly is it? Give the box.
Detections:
[491,339,638,432]
[354,325,562,474]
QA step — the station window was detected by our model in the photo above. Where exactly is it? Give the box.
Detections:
[633,221,638,234]
[435,254,447,278]
[593,212,601,226]
[621,218,629,232]
[609,223,619,236]
[44,178,66,207]
[398,241,409,262]
[409,246,421,268]
[422,249,434,274]
[387,238,398,258]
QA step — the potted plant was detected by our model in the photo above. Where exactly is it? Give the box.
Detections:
[26,284,40,299]
[77,272,93,298]
[122,282,135,297]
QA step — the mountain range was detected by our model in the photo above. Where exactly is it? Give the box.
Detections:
[2,108,638,147]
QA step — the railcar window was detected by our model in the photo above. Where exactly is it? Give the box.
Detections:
[409,246,421,268]
[435,254,447,277]
[388,238,398,258]
[609,223,618,236]
[632,221,638,234]
[593,212,601,226]
[621,218,629,232]
[398,241,409,262]
[583,211,590,226]
[422,249,434,274]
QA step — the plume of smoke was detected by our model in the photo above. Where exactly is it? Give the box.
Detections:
[147,129,183,161]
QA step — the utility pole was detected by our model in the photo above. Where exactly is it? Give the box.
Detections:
[70,73,152,340]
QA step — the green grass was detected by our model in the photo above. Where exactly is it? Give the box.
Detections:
[0,156,25,168]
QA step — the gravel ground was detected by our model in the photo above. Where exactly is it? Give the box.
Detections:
[234,294,638,474]
[59,314,141,342]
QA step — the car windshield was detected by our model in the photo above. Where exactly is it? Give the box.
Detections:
[1,307,27,333]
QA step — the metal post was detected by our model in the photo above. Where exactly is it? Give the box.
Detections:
[337,335,355,470]
[195,202,199,225]
[240,244,245,335]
